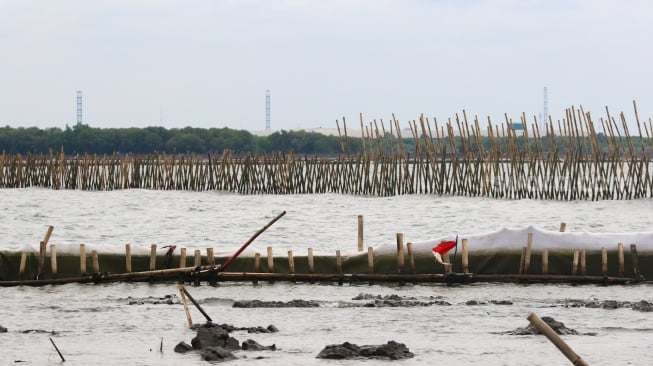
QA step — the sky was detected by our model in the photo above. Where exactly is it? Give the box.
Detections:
[1,0,652,133]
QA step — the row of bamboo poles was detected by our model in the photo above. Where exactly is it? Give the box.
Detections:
[1,104,651,199]
[2,224,643,287]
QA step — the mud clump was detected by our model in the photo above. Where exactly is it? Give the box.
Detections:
[316,340,414,360]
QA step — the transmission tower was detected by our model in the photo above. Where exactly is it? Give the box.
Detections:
[76,91,83,126]
[265,90,270,131]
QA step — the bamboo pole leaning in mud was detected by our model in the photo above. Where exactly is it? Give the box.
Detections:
[178,283,193,327]
[618,243,624,276]
[92,250,100,273]
[50,244,58,279]
[220,210,287,272]
[49,337,66,362]
[630,244,641,280]
[527,312,589,366]
[19,251,27,280]
[150,244,157,271]
[180,285,212,323]
[542,250,549,275]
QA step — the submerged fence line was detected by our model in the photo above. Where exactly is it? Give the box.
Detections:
[1,105,652,200]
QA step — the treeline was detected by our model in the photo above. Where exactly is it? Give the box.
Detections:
[0,124,361,155]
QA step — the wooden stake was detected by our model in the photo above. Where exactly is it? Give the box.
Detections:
[37,241,46,280]
[407,243,416,275]
[630,244,641,280]
[125,244,131,273]
[617,242,624,276]
[179,247,187,268]
[462,238,469,274]
[519,247,526,275]
[91,250,99,273]
[336,250,343,275]
[367,247,374,274]
[19,251,27,280]
[396,233,405,273]
[150,244,157,271]
[572,250,579,275]
[601,247,608,275]
[207,248,214,266]
[527,312,589,366]
[559,222,566,232]
[80,244,87,274]
[307,248,314,274]
[287,250,295,274]
[524,233,533,274]
[194,250,201,267]
[580,250,586,276]
[50,244,58,279]
[180,285,212,323]
[178,283,193,327]
[49,337,66,362]
[357,215,364,251]
[267,246,274,273]
[542,249,549,274]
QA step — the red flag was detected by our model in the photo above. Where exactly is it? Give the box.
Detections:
[432,240,457,264]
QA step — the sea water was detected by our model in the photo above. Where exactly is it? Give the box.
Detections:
[0,189,652,365]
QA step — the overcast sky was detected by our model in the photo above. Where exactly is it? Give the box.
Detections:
[1,0,651,132]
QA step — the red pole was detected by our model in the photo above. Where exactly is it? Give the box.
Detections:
[220,211,286,272]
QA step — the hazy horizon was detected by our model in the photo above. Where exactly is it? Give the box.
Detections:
[1,1,651,132]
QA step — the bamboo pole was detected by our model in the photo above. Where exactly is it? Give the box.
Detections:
[519,247,526,275]
[180,285,212,323]
[524,233,533,274]
[396,233,405,274]
[287,250,295,275]
[194,250,201,267]
[630,244,641,280]
[267,246,274,273]
[357,215,364,252]
[125,244,131,273]
[617,242,624,276]
[527,312,589,366]
[80,244,87,275]
[150,244,157,271]
[407,243,416,275]
[542,249,549,275]
[307,248,314,274]
[580,250,587,276]
[179,247,187,268]
[37,241,46,280]
[367,247,374,274]
[253,252,260,286]
[336,250,342,275]
[19,251,27,280]
[572,251,579,275]
[207,248,214,266]
[178,283,193,327]
[601,247,608,275]
[91,250,99,273]
[559,222,566,232]
[462,238,469,274]
[50,244,58,278]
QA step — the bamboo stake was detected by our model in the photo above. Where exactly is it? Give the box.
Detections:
[396,233,405,273]
[180,285,212,323]
[49,337,66,362]
[367,247,374,274]
[207,248,214,266]
[462,238,469,274]
[80,244,87,275]
[617,242,624,276]
[601,247,608,275]
[150,244,157,271]
[307,248,314,274]
[125,244,131,273]
[178,283,193,327]
[50,244,58,278]
[91,250,99,273]
[542,249,549,275]
[527,312,589,366]
[580,250,587,276]
[630,244,641,280]
[287,250,295,275]
[407,243,416,275]
[357,215,364,252]
[179,248,187,268]
[524,233,533,273]
[336,250,342,275]
[19,251,27,280]
[572,251,579,275]
[194,250,201,268]
[559,222,566,232]
[267,246,274,273]
[37,241,46,280]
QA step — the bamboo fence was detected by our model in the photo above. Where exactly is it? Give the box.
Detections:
[1,105,652,200]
